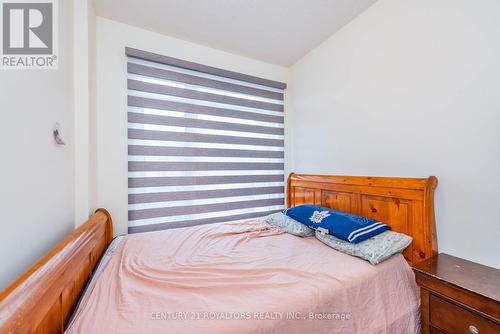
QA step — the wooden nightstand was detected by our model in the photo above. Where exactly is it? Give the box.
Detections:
[413,253,500,334]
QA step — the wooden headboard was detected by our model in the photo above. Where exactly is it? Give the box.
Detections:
[287,173,438,266]
[0,209,113,334]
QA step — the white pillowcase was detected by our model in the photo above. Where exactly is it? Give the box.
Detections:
[315,230,412,265]
[265,212,314,237]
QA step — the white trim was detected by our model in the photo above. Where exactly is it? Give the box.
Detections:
[347,222,381,241]
[74,0,90,226]
[349,224,387,242]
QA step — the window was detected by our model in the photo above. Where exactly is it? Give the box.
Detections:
[126,48,286,233]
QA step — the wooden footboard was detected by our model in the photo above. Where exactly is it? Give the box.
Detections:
[0,209,113,334]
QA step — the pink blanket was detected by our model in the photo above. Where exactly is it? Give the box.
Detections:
[66,219,420,334]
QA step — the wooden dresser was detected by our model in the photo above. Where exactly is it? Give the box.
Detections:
[413,253,500,334]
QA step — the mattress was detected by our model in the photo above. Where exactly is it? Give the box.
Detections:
[66,218,420,334]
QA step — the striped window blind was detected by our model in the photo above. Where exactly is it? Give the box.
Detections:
[126,47,287,234]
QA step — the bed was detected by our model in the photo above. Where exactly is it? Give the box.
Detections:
[0,173,438,333]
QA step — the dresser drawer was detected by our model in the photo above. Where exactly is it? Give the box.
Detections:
[430,295,500,334]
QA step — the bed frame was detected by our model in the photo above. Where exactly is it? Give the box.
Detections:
[0,209,113,334]
[0,174,437,333]
[287,173,438,266]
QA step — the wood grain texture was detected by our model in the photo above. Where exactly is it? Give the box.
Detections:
[0,209,113,334]
[414,253,500,332]
[414,254,500,303]
[421,288,431,334]
[287,173,438,266]
[430,294,500,334]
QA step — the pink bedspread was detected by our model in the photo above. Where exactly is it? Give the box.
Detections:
[66,219,420,334]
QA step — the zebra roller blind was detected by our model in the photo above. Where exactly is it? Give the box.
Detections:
[126,47,287,233]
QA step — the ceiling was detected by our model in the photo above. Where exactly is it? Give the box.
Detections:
[94,0,377,66]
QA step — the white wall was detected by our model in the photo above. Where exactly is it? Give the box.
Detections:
[290,0,500,268]
[3,1,496,292]
[0,0,75,289]
[95,18,290,236]
[74,0,98,226]
[74,0,91,225]
[88,0,98,213]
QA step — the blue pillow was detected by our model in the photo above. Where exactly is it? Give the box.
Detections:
[283,205,390,244]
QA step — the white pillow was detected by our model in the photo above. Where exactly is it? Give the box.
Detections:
[265,212,314,237]
[315,230,412,265]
